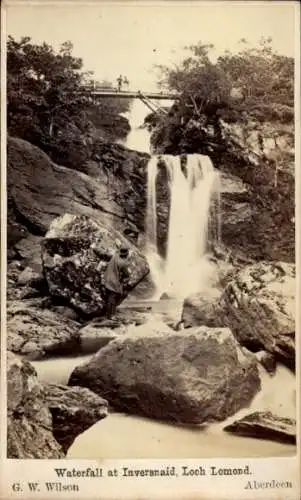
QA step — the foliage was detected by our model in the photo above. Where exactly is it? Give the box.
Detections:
[7,37,130,169]
[156,38,294,125]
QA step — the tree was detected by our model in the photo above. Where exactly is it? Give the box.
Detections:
[7,36,93,141]
[7,36,131,169]
[217,38,294,122]
[156,38,294,124]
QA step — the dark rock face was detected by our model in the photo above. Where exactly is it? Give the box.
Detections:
[69,325,261,424]
[7,352,64,458]
[7,137,124,235]
[7,352,109,458]
[224,411,296,444]
[254,351,277,375]
[182,262,295,370]
[7,300,80,360]
[42,213,149,317]
[44,384,108,453]
[7,137,149,256]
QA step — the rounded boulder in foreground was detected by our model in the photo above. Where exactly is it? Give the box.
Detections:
[68,324,261,424]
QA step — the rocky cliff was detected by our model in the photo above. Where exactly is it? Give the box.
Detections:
[8,136,149,270]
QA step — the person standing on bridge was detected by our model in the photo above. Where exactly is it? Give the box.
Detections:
[102,247,130,319]
[117,75,123,92]
[123,76,129,90]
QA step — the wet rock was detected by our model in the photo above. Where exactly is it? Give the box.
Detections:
[7,352,108,458]
[254,351,277,375]
[41,213,149,317]
[7,352,64,458]
[44,384,108,453]
[69,324,261,424]
[182,289,222,327]
[49,305,82,322]
[17,266,42,286]
[7,301,80,360]
[79,324,119,354]
[182,262,295,370]
[7,261,43,301]
[79,307,150,353]
[224,411,296,444]
[114,306,151,325]
[16,286,43,300]
[14,235,44,273]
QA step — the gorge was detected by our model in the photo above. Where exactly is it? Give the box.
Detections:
[7,89,296,459]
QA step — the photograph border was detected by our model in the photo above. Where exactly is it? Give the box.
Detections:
[1,1,300,499]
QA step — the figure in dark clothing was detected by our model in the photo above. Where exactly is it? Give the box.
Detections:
[123,76,129,89]
[117,75,123,92]
[103,247,129,319]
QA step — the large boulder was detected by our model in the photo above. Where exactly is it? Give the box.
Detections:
[182,262,295,370]
[224,411,296,445]
[7,300,81,360]
[41,213,149,317]
[44,384,108,453]
[69,323,261,424]
[7,352,64,458]
[182,288,223,328]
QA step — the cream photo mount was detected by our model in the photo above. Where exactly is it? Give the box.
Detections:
[0,1,300,499]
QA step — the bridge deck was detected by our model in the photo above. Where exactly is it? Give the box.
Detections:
[87,90,180,100]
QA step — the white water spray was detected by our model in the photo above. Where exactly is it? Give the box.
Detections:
[146,154,220,299]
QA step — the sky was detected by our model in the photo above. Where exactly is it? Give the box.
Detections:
[6,1,297,91]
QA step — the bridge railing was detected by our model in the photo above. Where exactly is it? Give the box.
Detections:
[80,83,180,97]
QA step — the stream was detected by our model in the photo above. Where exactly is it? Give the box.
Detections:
[32,352,296,459]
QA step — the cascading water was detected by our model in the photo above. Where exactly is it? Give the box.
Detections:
[146,157,158,247]
[145,157,165,295]
[121,99,151,153]
[145,154,220,299]
[121,98,221,299]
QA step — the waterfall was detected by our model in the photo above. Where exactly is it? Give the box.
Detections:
[146,157,158,248]
[121,99,220,298]
[146,154,220,299]
[122,99,152,153]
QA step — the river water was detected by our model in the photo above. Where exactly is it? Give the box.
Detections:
[32,353,295,459]
[33,97,296,458]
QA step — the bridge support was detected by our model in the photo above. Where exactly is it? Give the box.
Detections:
[138,92,168,116]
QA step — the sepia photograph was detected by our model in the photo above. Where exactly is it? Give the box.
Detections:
[1,0,300,497]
